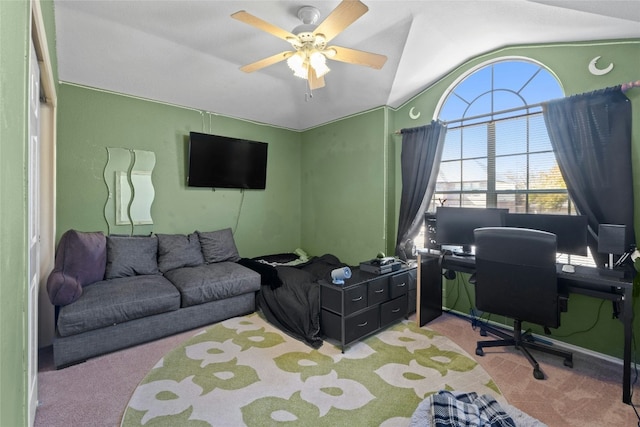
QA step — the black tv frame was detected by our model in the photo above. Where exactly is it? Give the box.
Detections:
[187,131,268,190]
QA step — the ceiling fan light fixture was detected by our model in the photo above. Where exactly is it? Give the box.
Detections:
[309,51,330,78]
[233,1,386,88]
[287,52,308,79]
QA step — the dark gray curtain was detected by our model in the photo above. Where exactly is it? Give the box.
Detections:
[542,86,635,267]
[395,120,447,260]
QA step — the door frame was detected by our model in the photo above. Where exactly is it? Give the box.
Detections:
[29,1,57,425]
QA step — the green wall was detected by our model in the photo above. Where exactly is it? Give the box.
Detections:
[390,39,640,360]
[57,85,303,258]
[0,1,30,425]
[300,108,391,265]
[57,89,395,266]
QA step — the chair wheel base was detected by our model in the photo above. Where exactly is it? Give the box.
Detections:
[533,368,544,380]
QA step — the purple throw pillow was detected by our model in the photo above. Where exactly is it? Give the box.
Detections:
[46,230,107,306]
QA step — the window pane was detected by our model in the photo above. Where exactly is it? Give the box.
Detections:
[464,93,492,124]
[460,194,486,208]
[462,158,487,189]
[496,118,527,155]
[461,124,487,158]
[454,66,491,102]
[520,71,564,104]
[434,193,461,208]
[496,154,527,190]
[497,193,527,212]
[493,61,541,92]
[441,128,461,161]
[439,96,468,122]
[528,193,569,214]
[528,114,553,152]
[437,161,461,191]
[493,90,526,117]
[529,153,565,190]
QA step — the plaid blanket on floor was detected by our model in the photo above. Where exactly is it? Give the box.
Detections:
[430,391,516,427]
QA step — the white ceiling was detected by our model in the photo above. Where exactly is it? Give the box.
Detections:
[53,0,640,131]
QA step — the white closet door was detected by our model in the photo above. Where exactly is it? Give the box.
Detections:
[28,40,41,426]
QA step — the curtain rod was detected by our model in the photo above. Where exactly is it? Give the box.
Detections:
[393,102,544,135]
[394,79,640,135]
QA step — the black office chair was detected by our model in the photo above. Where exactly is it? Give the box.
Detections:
[472,227,573,380]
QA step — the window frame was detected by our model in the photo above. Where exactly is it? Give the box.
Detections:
[417,58,592,264]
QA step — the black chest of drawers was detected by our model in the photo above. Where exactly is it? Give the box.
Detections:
[320,266,416,352]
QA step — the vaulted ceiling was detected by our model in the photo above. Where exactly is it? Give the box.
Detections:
[54,1,640,130]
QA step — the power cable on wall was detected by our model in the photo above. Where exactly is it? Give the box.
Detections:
[233,189,245,235]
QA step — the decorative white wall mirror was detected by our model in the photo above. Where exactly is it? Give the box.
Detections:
[104,147,156,235]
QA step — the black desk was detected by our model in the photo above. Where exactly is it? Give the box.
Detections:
[417,252,634,405]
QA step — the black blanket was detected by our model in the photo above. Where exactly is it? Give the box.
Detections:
[243,254,349,348]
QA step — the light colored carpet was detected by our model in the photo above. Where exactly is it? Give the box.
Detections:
[427,313,640,426]
[36,312,639,426]
[121,313,503,426]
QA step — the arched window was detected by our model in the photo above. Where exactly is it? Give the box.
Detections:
[432,59,567,213]
[419,59,592,264]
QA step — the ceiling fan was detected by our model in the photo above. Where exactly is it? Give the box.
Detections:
[231,0,387,90]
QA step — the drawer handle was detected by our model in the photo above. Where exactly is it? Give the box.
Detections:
[352,296,363,302]
[396,282,406,287]
[358,321,368,327]
[392,308,401,313]
[374,289,384,293]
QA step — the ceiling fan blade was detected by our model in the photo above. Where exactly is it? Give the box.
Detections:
[314,0,368,43]
[308,67,326,90]
[231,10,297,41]
[240,51,293,73]
[328,46,387,69]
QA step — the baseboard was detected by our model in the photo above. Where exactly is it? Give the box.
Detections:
[444,308,628,368]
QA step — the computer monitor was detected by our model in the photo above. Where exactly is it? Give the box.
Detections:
[436,206,508,254]
[504,213,588,256]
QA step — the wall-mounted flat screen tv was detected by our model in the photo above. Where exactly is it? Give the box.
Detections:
[187,131,268,189]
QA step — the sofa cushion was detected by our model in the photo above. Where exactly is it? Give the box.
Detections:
[46,230,107,306]
[164,262,260,307]
[156,233,204,273]
[105,235,160,279]
[197,228,241,263]
[56,275,180,337]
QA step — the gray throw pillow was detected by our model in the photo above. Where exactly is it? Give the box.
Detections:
[157,232,204,273]
[197,228,241,263]
[105,235,160,279]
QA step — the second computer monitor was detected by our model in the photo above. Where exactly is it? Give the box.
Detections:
[504,213,588,256]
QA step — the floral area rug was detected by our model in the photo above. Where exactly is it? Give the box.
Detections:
[121,313,502,426]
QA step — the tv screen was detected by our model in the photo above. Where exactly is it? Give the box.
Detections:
[187,132,268,189]
[505,213,588,256]
[436,206,508,253]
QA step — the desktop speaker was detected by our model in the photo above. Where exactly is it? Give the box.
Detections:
[598,224,627,255]
[424,212,438,250]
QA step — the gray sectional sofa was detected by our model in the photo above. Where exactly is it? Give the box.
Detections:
[47,228,261,368]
